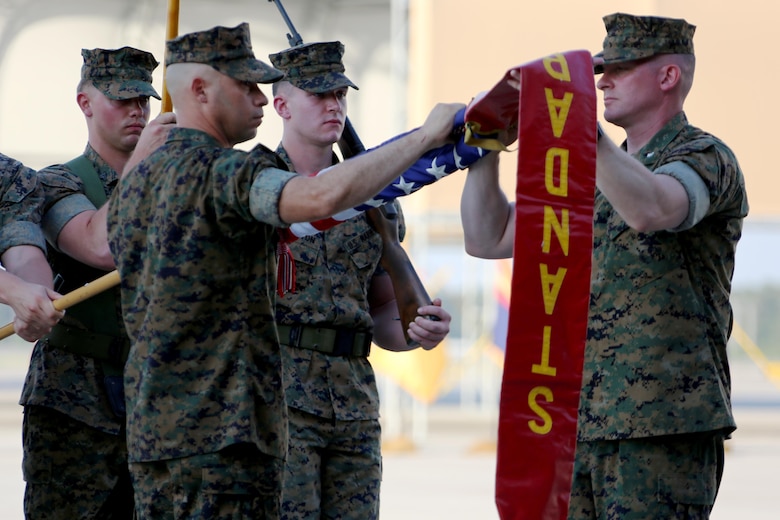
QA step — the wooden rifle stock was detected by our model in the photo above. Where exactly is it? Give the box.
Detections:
[340,117,437,348]
[338,126,438,348]
[366,204,438,350]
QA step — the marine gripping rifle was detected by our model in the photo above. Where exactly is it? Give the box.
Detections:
[268,0,439,349]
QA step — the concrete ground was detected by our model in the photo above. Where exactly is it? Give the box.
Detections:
[379,358,780,519]
[0,342,778,519]
[379,406,780,519]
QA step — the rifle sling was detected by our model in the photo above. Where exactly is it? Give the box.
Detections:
[65,155,107,206]
[44,155,122,370]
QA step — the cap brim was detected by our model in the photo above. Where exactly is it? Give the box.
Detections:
[592,51,605,74]
[593,50,659,75]
[96,79,162,100]
[294,73,359,94]
[214,58,284,84]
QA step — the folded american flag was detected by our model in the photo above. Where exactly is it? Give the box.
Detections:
[275,107,487,296]
[282,107,486,241]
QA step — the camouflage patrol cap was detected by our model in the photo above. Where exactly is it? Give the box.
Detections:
[594,13,695,74]
[81,47,161,100]
[269,41,358,94]
[166,22,283,84]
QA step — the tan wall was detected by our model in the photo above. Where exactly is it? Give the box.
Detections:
[0,0,775,218]
[405,0,780,218]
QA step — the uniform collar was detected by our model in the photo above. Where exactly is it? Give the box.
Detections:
[632,112,688,166]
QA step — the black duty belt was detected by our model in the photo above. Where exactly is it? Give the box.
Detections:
[277,324,372,357]
[44,325,130,366]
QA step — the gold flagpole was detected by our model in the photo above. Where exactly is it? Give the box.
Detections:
[0,270,121,340]
[161,0,180,113]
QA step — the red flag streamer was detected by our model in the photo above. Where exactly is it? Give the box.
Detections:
[467,50,597,519]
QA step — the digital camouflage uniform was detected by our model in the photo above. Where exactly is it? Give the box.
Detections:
[269,41,397,520]
[570,13,749,519]
[106,23,293,520]
[20,47,159,520]
[0,154,46,258]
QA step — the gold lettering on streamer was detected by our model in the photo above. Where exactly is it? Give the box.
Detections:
[532,325,558,376]
[542,206,570,256]
[539,265,567,317]
[545,148,569,197]
[528,386,554,434]
[525,53,576,436]
[542,54,571,82]
[544,88,573,138]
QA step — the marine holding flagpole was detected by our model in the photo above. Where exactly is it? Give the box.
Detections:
[0,154,64,342]
[19,46,169,519]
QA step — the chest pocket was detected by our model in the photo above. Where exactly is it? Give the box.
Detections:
[291,216,382,272]
[292,235,321,267]
[344,226,382,271]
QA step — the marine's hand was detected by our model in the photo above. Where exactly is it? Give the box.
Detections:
[420,103,467,148]
[407,298,451,351]
[507,69,522,91]
[139,111,177,154]
[122,111,177,177]
[11,285,64,342]
[496,123,518,148]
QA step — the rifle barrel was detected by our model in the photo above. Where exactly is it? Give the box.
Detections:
[268,0,303,46]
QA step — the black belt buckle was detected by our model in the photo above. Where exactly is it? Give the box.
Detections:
[332,329,355,356]
[358,333,372,357]
[103,375,126,418]
[332,330,372,357]
[108,337,130,364]
[287,325,302,348]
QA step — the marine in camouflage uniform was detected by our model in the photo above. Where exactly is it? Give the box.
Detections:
[0,153,62,342]
[269,42,452,520]
[21,47,160,520]
[107,23,293,520]
[569,13,749,519]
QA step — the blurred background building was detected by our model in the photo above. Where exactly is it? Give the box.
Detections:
[1,0,778,456]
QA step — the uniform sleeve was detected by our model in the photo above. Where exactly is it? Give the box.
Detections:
[209,146,296,229]
[655,160,710,232]
[37,165,97,248]
[0,162,47,255]
[249,166,297,227]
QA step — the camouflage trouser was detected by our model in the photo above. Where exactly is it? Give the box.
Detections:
[129,442,283,520]
[568,433,725,520]
[281,408,382,520]
[22,405,134,520]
